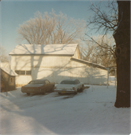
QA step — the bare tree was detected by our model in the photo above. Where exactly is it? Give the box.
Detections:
[113,1,130,107]
[17,11,86,45]
[87,0,118,35]
[82,35,116,67]
[86,0,130,107]
[0,46,9,63]
[84,0,118,67]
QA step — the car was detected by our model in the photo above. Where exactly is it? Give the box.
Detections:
[54,79,84,94]
[21,79,55,95]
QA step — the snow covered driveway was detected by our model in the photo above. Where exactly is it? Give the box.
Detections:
[0,85,130,135]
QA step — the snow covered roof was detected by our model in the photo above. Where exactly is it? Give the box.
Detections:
[0,62,17,76]
[9,44,78,55]
[71,58,107,70]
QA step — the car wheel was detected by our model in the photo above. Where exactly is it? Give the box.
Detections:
[82,85,84,91]
[41,89,45,95]
[49,87,53,93]
[78,88,81,93]
[43,88,47,93]
[74,90,78,94]
[58,92,61,95]
[42,92,45,95]
[27,93,30,95]
[80,85,84,92]
[52,85,55,92]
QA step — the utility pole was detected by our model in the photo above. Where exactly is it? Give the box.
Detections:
[107,68,109,88]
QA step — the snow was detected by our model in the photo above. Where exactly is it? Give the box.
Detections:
[0,84,130,135]
[109,76,116,82]
[71,57,107,70]
[0,62,17,76]
[9,44,78,55]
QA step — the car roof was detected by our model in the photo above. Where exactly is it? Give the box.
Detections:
[30,79,48,82]
[61,79,78,82]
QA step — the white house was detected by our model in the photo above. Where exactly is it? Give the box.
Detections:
[9,44,108,85]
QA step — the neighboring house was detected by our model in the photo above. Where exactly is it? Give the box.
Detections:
[9,44,108,85]
[0,62,17,92]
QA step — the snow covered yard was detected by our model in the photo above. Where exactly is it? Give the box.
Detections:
[0,85,130,135]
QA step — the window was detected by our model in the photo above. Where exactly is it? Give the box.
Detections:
[75,80,80,84]
[26,71,31,75]
[15,70,25,75]
[15,70,20,74]
[60,80,76,84]
[29,80,44,84]
[20,71,25,75]
[45,80,50,84]
[15,70,31,75]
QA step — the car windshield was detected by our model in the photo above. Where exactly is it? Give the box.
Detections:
[29,80,44,84]
[60,80,76,84]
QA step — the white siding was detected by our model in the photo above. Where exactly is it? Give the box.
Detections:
[11,55,107,85]
[73,46,80,59]
[68,60,107,85]
[15,75,32,85]
[11,55,71,84]
[11,55,71,70]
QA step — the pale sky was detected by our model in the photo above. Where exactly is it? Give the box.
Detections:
[1,0,111,54]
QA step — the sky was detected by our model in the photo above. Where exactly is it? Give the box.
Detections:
[0,0,111,54]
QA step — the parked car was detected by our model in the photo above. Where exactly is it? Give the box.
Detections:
[54,79,84,94]
[21,79,55,95]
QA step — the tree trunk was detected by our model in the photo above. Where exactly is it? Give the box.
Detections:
[113,1,130,107]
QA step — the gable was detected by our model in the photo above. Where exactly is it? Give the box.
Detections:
[73,46,80,59]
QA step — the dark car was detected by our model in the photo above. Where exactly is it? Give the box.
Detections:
[21,79,55,95]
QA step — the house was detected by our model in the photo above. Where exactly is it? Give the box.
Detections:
[0,62,17,92]
[9,44,108,85]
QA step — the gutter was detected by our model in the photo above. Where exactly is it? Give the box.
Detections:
[71,57,107,70]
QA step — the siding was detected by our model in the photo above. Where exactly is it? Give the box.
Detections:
[11,51,107,85]
[11,55,71,70]
[29,61,107,84]
[73,46,80,59]
[11,55,71,84]
[0,69,16,91]
[69,60,107,85]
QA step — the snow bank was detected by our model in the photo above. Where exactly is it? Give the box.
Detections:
[109,76,116,81]
[0,85,130,135]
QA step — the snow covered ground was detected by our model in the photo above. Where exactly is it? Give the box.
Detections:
[109,76,116,81]
[0,84,130,135]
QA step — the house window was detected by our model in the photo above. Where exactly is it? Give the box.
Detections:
[26,71,31,75]
[15,70,31,75]
[20,71,25,75]
[15,70,20,74]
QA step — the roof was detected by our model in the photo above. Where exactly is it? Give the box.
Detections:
[30,79,47,82]
[71,58,107,70]
[61,79,78,82]
[0,62,17,76]
[9,44,78,55]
